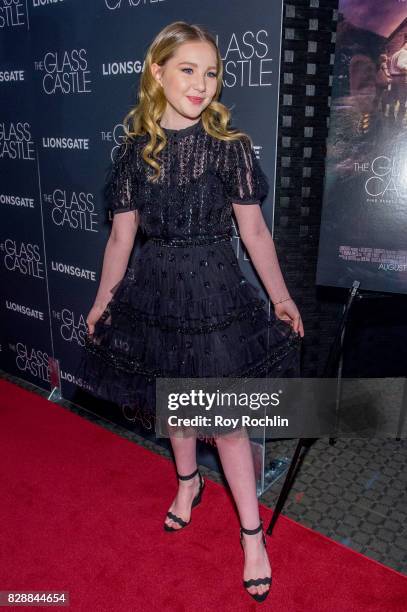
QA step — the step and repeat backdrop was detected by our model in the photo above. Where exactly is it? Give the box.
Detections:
[1,0,285,410]
[317,0,407,295]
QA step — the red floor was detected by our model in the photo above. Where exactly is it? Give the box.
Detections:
[1,378,406,611]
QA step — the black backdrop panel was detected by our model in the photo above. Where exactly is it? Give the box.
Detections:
[0,1,284,405]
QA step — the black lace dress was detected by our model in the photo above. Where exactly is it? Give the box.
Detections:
[76,118,301,432]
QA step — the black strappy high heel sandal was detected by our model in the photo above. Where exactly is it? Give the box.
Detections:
[164,467,205,532]
[240,519,272,603]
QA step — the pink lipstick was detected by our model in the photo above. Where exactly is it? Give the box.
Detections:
[187,96,204,105]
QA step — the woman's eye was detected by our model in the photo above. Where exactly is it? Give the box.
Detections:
[181,68,217,78]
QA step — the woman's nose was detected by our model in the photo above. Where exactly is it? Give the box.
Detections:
[193,75,206,92]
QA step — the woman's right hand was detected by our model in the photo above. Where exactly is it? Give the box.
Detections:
[274,298,304,338]
[86,303,107,336]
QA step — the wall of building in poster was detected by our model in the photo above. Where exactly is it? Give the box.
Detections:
[317,1,407,295]
[0,1,283,415]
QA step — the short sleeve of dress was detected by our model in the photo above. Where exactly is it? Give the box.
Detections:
[222,136,269,205]
[105,139,138,215]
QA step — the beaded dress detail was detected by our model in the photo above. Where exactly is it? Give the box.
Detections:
[76,118,301,426]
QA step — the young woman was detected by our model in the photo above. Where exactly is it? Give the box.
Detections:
[78,21,304,603]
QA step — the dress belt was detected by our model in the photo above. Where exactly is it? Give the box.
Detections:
[146,233,231,247]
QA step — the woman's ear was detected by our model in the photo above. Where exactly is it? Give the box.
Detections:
[150,63,163,87]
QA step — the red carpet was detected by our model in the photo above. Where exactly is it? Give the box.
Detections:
[1,378,406,611]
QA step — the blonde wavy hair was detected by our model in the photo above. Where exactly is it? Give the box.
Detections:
[122,21,249,181]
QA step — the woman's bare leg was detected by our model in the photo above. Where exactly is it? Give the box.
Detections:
[164,430,201,530]
[215,429,271,598]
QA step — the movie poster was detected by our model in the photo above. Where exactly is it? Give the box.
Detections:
[316,1,407,294]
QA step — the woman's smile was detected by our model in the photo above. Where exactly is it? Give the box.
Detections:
[187,95,204,105]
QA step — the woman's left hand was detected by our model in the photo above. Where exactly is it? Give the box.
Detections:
[274,299,304,338]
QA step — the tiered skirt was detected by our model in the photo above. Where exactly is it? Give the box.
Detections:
[75,233,301,431]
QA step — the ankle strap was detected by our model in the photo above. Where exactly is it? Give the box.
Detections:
[176,467,199,481]
[240,520,263,536]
